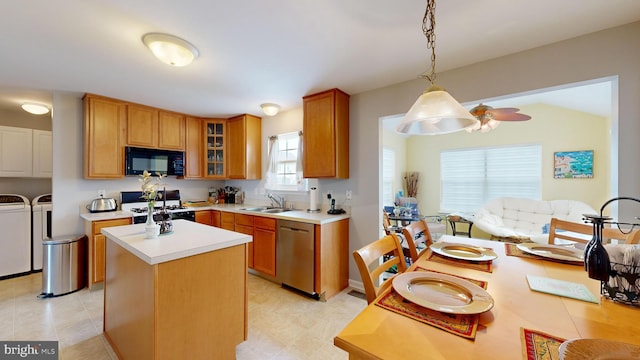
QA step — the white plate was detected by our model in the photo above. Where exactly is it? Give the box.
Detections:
[430,242,498,261]
[559,339,640,360]
[392,272,494,314]
[516,243,584,263]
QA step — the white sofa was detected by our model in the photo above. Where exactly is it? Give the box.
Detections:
[473,197,597,244]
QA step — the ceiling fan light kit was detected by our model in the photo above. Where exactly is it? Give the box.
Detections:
[396,0,476,136]
[466,103,532,133]
[142,33,199,67]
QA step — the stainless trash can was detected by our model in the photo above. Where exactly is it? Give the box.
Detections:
[39,235,87,298]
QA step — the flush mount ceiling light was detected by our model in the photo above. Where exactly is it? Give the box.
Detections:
[21,103,50,115]
[396,0,477,135]
[142,33,199,67]
[260,103,281,116]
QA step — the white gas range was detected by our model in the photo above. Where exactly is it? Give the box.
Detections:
[120,190,195,224]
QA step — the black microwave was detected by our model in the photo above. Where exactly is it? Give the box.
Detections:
[125,147,184,176]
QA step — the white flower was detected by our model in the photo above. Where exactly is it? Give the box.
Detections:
[139,170,166,205]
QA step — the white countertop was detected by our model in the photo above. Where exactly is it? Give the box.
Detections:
[186,203,351,224]
[101,219,252,265]
[82,203,350,224]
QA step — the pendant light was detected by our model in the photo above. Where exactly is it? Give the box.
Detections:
[396,0,477,135]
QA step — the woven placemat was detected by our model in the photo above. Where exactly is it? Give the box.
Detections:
[427,249,494,273]
[375,268,487,340]
[521,327,565,360]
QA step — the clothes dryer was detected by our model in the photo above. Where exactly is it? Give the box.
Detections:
[32,194,52,271]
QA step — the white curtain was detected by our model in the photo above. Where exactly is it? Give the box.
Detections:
[265,136,279,190]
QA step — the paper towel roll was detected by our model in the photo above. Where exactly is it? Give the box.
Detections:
[309,187,319,211]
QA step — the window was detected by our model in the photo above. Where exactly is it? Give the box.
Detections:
[440,144,541,213]
[266,131,307,191]
[382,148,395,206]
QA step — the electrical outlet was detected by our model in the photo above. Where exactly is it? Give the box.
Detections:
[98,189,106,197]
[346,190,352,200]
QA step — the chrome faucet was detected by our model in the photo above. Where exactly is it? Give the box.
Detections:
[267,193,285,208]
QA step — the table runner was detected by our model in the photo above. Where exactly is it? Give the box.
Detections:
[520,327,565,360]
[427,249,493,273]
[375,267,487,340]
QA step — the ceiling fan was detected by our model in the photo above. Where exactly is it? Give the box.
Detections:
[466,103,532,133]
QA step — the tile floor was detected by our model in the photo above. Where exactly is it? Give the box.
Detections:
[0,273,366,359]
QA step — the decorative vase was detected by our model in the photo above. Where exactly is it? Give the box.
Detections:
[393,207,401,216]
[145,203,159,239]
[584,215,610,281]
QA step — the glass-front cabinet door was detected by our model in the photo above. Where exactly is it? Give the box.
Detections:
[204,119,226,178]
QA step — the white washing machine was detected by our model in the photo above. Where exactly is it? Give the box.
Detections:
[0,194,31,278]
[32,194,52,271]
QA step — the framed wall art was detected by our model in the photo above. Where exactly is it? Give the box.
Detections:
[554,150,593,179]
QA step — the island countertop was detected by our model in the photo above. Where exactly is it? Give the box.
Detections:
[101,219,252,265]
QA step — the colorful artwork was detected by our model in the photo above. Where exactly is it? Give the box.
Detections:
[554,150,593,179]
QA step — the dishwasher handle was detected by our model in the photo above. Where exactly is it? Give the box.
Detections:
[279,226,309,233]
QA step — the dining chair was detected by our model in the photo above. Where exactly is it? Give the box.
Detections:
[382,210,402,236]
[548,217,640,245]
[401,219,434,263]
[353,233,407,304]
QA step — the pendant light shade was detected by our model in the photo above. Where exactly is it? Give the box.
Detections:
[396,85,478,135]
[397,0,477,135]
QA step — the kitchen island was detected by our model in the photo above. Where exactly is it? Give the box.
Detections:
[101,219,252,360]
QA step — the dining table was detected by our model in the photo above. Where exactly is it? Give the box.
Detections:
[334,235,640,359]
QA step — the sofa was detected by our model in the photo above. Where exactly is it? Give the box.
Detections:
[473,197,597,244]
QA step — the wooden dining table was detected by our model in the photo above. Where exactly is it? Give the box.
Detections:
[334,235,640,359]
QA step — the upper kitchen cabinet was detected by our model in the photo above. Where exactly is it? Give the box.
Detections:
[127,105,185,151]
[227,114,261,180]
[83,94,126,179]
[0,126,33,177]
[32,129,52,178]
[204,119,227,178]
[302,88,349,178]
[158,111,185,150]
[126,104,158,148]
[184,116,203,178]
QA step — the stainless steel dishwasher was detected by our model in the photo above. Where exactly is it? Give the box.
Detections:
[276,219,317,298]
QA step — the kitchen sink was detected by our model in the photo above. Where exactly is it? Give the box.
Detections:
[241,207,272,211]
[260,208,292,213]
[241,207,292,214]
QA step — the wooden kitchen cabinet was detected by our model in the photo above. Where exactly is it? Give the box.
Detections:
[221,212,235,231]
[126,103,158,148]
[302,88,350,178]
[227,114,262,180]
[204,119,227,178]
[234,214,254,269]
[253,216,276,277]
[158,111,185,150]
[211,210,221,227]
[315,218,350,300]
[195,210,213,225]
[83,94,126,179]
[184,116,203,178]
[84,217,131,288]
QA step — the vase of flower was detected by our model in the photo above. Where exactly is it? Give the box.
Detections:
[140,170,165,239]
